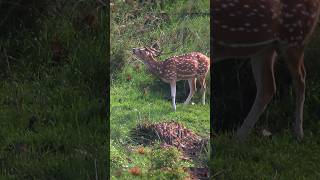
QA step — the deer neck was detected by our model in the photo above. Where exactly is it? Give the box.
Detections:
[143,56,163,76]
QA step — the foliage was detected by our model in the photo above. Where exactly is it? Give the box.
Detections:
[151,146,182,169]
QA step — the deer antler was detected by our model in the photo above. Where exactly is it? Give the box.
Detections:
[145,46,162,57]
[155,43,183,57]
[145,42,184,57]
[150,47,162,57]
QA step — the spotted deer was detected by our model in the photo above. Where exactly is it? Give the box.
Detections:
[212,0,320,142]
[132,47,210,111]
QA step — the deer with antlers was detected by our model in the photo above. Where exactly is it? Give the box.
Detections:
[132,46,210,111]
[212,0,320,142]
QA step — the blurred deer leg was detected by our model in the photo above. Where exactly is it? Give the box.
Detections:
[236,49,277,141]
[199,76,206,105]
[194,78,197,92]
[170,81,177,111]
[184,78,196,105]
[284,47,305,141]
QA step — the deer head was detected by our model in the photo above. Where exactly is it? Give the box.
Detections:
[132,46,162,62]
[132,47,153,62]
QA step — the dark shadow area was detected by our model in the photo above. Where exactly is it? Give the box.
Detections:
[212,59,255,131]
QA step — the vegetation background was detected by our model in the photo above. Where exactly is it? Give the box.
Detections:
[0,0,108,179]
[110,0,210,179]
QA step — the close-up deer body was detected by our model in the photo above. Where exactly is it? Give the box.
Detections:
[133,47,210,111]
[212,0,320,141]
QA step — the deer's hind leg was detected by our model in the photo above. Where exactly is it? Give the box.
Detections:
[283,47,306,141]
[170,81,177,111]
[198,76,207,105]
[184,78,196,105]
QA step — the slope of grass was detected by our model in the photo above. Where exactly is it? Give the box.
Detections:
[110,0,210,178]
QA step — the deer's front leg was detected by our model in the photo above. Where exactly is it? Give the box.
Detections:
[236,49,276,142]
[284,47,305,141]
[170,81,177,111]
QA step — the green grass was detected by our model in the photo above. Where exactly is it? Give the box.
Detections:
[110,0,210,179]
[212,130,320,179]
[0,2,107,179]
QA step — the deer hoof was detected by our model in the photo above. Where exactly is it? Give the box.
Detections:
[294,125,304,142]
[172,105,176,111]
[235,129,249,143]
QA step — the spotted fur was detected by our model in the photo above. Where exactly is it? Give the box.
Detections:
[212,0,320,59]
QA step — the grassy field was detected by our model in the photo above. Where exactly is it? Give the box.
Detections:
[110,0,210,179]
[0,1,107,179]
[212,130,320,179]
